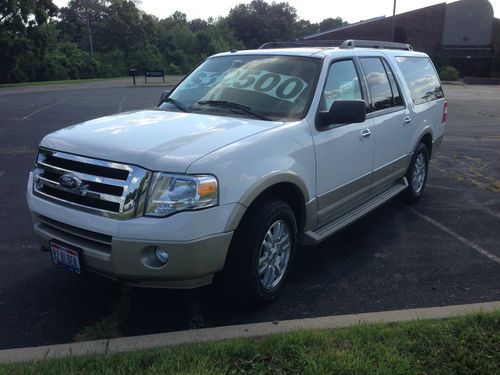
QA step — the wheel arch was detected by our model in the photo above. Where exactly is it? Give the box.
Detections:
[225,173,312,236]
[416,130,434,159]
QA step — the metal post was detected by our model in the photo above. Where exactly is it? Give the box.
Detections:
[86,11,94,55]
[391,0,397,42]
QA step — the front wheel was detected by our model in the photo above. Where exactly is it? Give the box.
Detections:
[404,143,429,202]
[257,219,293,291]
[223,199,297,304]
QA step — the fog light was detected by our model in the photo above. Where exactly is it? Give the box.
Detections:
[155,247,169,264]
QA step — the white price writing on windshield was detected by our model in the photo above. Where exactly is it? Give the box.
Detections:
[185,69,309,102]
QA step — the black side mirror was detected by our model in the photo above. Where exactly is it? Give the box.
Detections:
[317,99,367,129]
[158,89,173,106]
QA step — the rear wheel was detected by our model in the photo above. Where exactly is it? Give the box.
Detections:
[404,142,429,202]
[223,199,297,304]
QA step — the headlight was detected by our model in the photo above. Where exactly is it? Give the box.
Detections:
[145,173,218,217]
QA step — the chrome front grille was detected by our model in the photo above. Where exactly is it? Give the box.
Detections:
[33,148,151,219]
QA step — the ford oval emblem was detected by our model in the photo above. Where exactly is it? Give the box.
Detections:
[59,174,82,190]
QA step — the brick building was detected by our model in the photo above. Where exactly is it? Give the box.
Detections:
[303,0,500,78]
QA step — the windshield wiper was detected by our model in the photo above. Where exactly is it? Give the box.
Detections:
[162,97,190,113]
[196,100,270,121]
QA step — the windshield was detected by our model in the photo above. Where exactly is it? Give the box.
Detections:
[160,54,321,121]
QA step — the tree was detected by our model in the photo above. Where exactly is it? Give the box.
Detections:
[226,0,298,48]
[291,19,316,38]
[1,0,57,32]
[58,0,107,54]
[157,11,242,74]
[93,0,158,54]
[0,0,58,82]
[0,0,348,83]
[317,17,347,32]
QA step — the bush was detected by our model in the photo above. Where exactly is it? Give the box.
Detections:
[166,63,182,75]
[94,49,128,77]
[128,43,163,73]
[38,55,70,81]
[440,65,459,81]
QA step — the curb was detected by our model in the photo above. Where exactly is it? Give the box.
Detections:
[1,301,499,364]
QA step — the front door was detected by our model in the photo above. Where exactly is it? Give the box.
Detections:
[312,59,375,223]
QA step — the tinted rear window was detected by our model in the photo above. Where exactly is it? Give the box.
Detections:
[395,57,444,105]
[360,57,394,112]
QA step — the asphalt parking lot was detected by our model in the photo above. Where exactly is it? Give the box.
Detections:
[0,81,499,350]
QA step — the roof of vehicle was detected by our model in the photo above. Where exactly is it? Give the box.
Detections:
[212,47,337,58]
[211,39,428,59]
[212,47,428,59]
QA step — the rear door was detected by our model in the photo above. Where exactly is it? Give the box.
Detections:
[394,55,446,146]
[312,58,375,223]
[357,55,413,193]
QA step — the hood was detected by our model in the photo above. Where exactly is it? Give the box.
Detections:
[41,110,279,172]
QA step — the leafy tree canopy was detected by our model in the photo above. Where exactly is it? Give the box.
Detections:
[0,0,347,83]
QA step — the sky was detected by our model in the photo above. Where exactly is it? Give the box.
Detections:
[53,0,499,23]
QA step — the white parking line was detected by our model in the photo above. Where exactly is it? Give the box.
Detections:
[409,208,500,265]
[22,97,68,120]
[427,184,500,219]
[426,184,464,192]
[0,171,4,178]
[118,96,126,112]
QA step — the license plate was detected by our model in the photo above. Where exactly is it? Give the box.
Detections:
[50,241,82,274]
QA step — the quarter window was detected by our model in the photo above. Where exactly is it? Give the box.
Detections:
[321,60,362,111]
[395,56,444,105]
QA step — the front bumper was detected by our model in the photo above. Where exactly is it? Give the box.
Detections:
[27,173,241,288]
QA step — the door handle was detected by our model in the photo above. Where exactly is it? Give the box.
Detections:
[360,129,371,139]
[403,116,412,125]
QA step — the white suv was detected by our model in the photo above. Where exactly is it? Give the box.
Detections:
[27,40,447,303]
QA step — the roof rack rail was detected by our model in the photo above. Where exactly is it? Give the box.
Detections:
[258,39,413,51]
[258,40,344,49]
[340,39,413,51]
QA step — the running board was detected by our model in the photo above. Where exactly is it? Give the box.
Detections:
[303,177,408,245]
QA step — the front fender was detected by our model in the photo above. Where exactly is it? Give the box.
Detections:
[186,121,316,231]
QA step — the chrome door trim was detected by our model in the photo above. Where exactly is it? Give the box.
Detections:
[316,171,372,223]
[371,153,412,194]
[315,153,412,225]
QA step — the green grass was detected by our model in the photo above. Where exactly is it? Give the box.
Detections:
[1,312,499,374]
[0,77,126,89]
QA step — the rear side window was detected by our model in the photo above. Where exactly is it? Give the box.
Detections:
[395,56,444,105]
[360,57,400,112]
[381,59,404,107]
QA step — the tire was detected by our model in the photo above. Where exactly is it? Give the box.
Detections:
[404,142,429,203]
[222,198,297,304]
